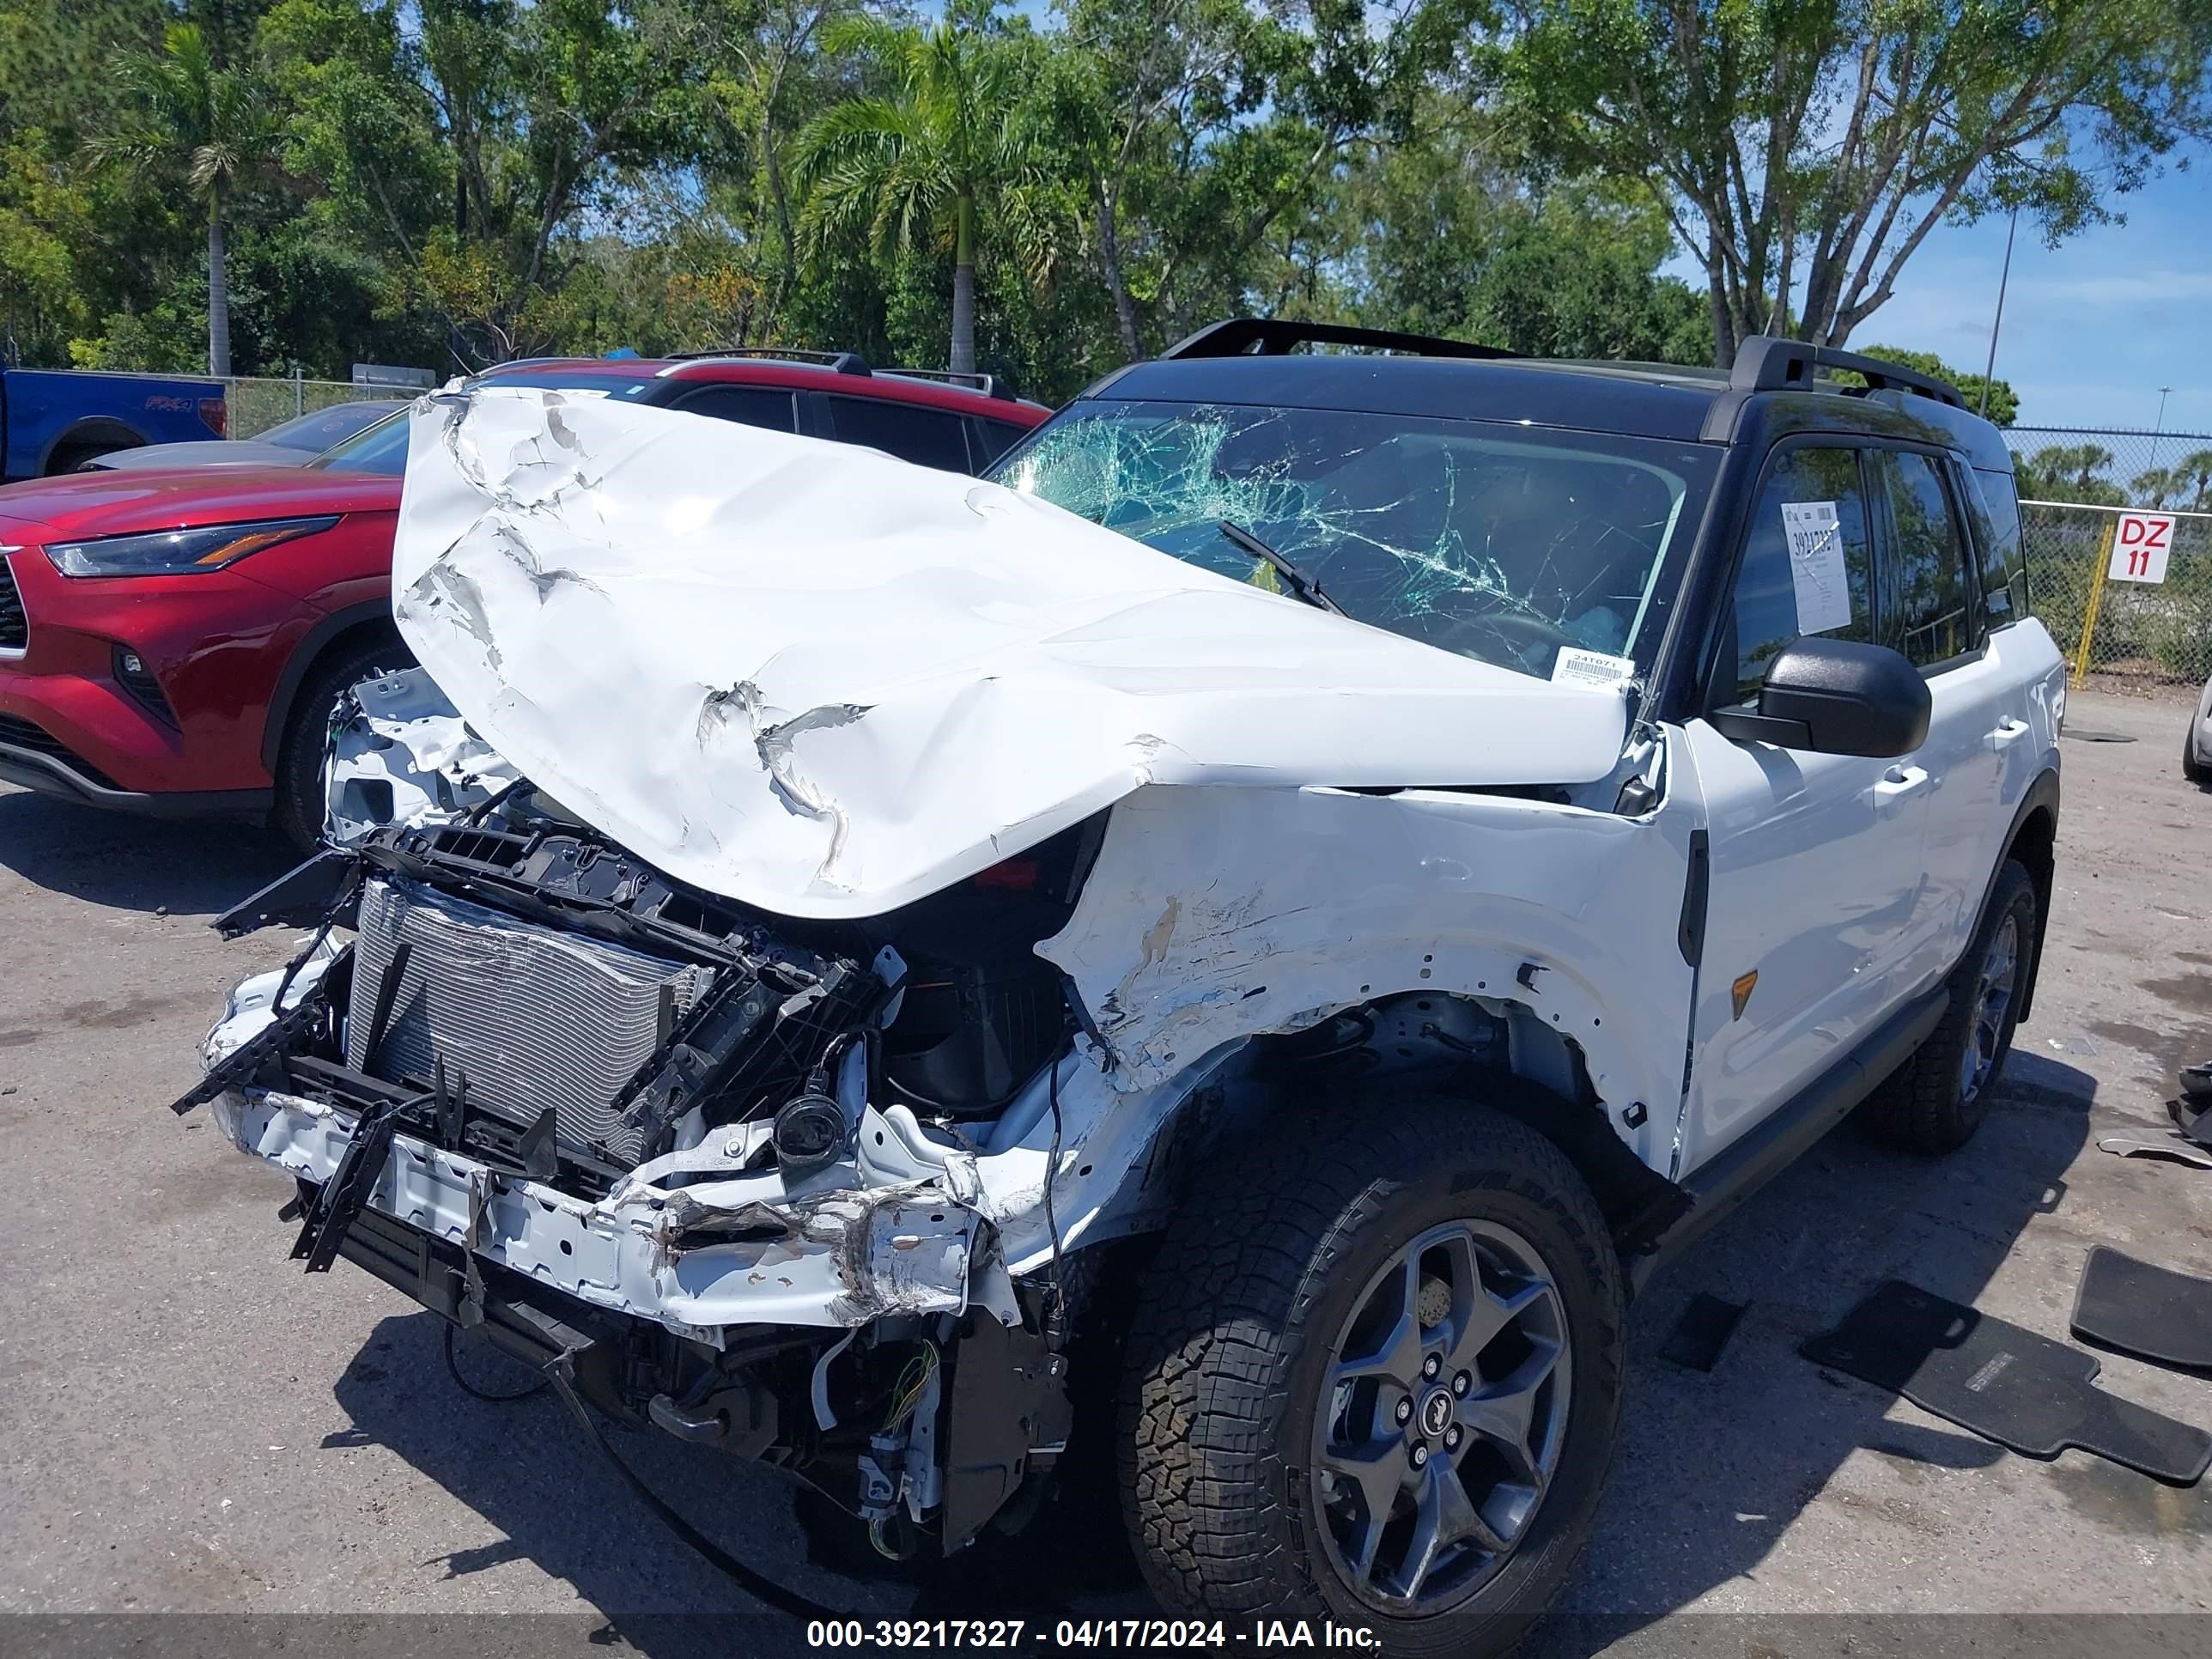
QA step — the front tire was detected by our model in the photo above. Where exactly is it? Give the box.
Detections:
[1861,859,2037,1153]
[2185,727,2209,786]
[1117,1094,1624,1658]
[270,634,412,852]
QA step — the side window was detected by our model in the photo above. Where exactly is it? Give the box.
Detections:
[1968,465,2031,625]
[1873,450,1978,667]
[826,396,973,471]
[969,417,1031,468]
[1722,446,1876,704]
[670,386,799,433]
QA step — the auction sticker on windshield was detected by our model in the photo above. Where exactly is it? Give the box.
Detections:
[1551,645,1636,688]
[1781,500,1853,634]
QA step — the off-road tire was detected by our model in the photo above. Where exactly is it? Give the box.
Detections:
[1860,859,2037,1154]
[1116,1093,1625,1659]
[270,633,412,852]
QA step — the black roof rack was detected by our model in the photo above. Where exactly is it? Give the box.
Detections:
[665,346,874,377]
[1160,317,1522,363]
[1729,336,1966,409]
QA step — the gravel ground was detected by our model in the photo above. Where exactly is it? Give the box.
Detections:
[2,685,2208,1656]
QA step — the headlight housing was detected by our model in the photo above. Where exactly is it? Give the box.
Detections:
[44,515,341,577]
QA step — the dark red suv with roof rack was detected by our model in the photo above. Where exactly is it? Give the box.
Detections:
[0,351,1049,847]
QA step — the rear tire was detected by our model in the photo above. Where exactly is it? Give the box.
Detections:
[1117,1093,1624,1658]
[1860,859,2037,1153]
[270,633,412,852]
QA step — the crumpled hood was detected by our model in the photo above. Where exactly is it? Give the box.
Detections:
[391,386,1632,919]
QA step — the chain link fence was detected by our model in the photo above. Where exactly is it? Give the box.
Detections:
[2009,423,2212,690]
[220,374,401,439]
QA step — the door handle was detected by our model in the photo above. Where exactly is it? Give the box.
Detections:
[1875,763,1929,810]
[1990,717,2032,746]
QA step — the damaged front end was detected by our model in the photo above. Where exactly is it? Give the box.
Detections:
[185,383,1687,1572]
[188,781,1094,1553]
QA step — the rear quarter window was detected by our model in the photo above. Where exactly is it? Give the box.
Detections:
[1967,466,2031,625]
[826,395,973,472]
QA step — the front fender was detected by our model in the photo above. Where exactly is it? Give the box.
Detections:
[1036,782,1701,1172]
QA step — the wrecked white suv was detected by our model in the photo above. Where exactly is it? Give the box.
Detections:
[184,320,2064,1649]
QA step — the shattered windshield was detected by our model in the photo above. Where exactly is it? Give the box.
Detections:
[990,399,1716,681]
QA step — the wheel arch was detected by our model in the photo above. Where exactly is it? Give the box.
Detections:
[1127,988,1689,1259]
[1991,769,2060,1023]
[258,600,407,775]
[42,417,148,472]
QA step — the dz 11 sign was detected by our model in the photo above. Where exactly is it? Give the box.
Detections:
[2108,511,2175,584]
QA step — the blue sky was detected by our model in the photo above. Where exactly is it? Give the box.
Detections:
[1665,158,2212,438]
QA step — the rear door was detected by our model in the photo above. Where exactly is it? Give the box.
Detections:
[1866,447,2013,980]
[1674,441,1936,1174]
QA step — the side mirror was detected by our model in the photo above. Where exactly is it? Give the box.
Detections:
[1711,636,1930,758]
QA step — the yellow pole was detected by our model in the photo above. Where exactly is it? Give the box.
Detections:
[2071,517,2118,689]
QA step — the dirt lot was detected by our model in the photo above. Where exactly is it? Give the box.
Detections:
[3,686,2209,1656]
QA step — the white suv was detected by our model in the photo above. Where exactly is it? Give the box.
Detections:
[185,320,2063,1652]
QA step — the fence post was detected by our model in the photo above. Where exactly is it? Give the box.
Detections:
[2070,517,2118,689]
[294,365,303,419]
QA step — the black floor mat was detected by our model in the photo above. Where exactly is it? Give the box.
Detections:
[2073,1247,2212,1371]
[1802,1280,2209,1484]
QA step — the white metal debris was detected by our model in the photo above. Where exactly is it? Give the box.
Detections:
[323,665,520,844]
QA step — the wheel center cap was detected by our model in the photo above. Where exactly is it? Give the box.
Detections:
[1419,1386,1455,1438]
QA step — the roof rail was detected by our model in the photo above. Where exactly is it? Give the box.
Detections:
[881,367,1018,402]
[1160,317,1522,362]
[661,346,874,378]
[1730,336,1966,409]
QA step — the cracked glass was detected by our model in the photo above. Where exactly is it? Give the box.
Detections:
[991,399,1716,681]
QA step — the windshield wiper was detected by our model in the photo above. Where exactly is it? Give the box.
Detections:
[1217,520,1344,615]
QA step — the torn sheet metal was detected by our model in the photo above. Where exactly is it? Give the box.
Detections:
[391,388,1632,919]
[210,1082,981,1334]
[325,665,520,843]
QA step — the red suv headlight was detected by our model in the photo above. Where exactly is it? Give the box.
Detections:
[44,515,341,577]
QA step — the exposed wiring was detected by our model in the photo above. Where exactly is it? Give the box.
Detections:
[883,1341,939,1431]
[443,1322,549,1402]
[542,1352,844,1620]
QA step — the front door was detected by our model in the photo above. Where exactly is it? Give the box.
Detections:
[1672,441,1935,1176]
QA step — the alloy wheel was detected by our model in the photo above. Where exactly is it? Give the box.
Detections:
[1311,1218,1571,1614]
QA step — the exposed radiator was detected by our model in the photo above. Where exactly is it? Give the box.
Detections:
[348,875,714,1166]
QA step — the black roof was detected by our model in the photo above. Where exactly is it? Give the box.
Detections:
[1084,321,2013,473]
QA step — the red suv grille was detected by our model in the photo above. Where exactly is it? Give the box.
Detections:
[0,555,24,651]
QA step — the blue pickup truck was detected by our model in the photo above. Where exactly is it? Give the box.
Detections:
[0,365,228,481]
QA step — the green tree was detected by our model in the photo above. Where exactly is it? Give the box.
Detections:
[90,21,282,376]
[798,15,1066,374]
[1504,0,2212,364]
[2014,442,2124,506]
[1838,343,2018,426]
[2130,465,2176,507]
[2172,450,2212,514]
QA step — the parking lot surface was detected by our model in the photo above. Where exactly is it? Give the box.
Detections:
[3,686,2209,1654]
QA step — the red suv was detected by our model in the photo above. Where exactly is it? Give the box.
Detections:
[0,353,1048,847]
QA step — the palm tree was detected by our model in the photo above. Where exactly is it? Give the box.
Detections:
[91,24,280,378]
[797,17,1062,374]
[2130,466,2176,508]
[2173,450,2212,514]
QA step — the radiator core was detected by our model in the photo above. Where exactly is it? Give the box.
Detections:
[348,875,714,1166]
